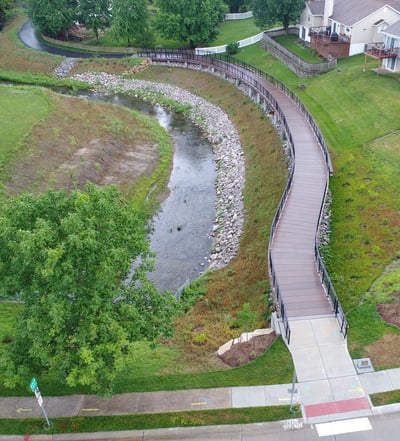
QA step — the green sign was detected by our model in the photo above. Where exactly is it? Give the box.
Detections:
[30,377,37,393]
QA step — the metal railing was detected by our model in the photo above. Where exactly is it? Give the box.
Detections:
[315,183,349,338]
[137,48,347,341]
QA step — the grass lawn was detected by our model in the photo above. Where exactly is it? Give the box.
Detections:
[273,34,324,63]
[213,18,262,46]
[0,86,50,156]
[0,406,293,435]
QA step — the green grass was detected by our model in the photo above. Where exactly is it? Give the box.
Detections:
[0,333,292,396]
[0,86,49,155]
[273,34,325,63]
[0,406,291,435]
[370,389,400,407]
[213,18,262,46]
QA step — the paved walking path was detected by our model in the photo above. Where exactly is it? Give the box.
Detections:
[1,364,400,423]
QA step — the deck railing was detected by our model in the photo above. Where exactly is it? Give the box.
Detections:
[137,48,347,340]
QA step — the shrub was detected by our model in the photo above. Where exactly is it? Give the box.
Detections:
[226,41,240,55]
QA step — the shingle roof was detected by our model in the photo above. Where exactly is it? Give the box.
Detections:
[307,0,325,16]
[382,18,400,36]
[331,0,400,26]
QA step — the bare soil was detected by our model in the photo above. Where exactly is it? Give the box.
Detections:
[376,292,400,328]
[5,92,160,196]
[218,334,276,367]
[364,292,400,367]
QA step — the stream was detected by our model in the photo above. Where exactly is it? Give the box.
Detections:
[72,91,216,293]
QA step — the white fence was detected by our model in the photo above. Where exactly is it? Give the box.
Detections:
[195,31,264,55]
[225,11,253,20]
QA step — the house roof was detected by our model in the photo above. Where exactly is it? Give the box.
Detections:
[307,0,325,16]
[331,0,400,26]
[382,18,400,36]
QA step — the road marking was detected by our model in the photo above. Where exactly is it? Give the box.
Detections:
[348,387,364,393]
[316,417,372,437]
[191,401,207,406]
[16,408,32,413]
[82,408,100,412]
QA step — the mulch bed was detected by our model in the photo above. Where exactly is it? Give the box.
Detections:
[218,333,276,367]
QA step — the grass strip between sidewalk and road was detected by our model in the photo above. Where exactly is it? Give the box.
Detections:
[0,406,292,435]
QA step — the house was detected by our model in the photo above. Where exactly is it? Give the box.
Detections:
[299,0,400,60]
[381,20,400,70]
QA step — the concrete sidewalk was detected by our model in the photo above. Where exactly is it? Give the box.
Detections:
[1,367,400,422]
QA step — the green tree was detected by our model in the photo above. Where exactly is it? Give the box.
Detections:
[77,0,112,40]
[253,0,305,33]
[0,184,176,395]
[0,0,13,30]
[224,0,251,14]
[27,0,77,38]
[155,0,228,48]
[111,0,152,47]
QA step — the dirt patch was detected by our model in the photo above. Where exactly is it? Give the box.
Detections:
[376,292,400,328]
[5,92,161,196]
[365,293,400,367]
[364,333,400,367]
[218,333,276,367]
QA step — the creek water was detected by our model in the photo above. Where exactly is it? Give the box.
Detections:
[72,91,216,293]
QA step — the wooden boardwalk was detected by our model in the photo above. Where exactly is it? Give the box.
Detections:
[139,50,335,320]
[262,84,333,318]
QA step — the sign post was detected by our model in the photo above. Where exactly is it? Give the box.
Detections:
[30,377,51,428]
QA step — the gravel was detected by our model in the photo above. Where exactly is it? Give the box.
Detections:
[71,71,245,269]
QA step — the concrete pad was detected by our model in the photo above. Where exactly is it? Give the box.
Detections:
[385,368,400,389]
[135,391,171,413]
[298,379,334,405]
[311,317,342,345]
[319,344,356,378]
[291,347,327,381]
[328,375,366,401]
[287,320,316,348]
[263,384,297,406]
[104,392,140,415]
[232,385,265,407]
[1,396,41,418]
[359,371,394,394]
[80,395,110,416]
[47,394,84,417]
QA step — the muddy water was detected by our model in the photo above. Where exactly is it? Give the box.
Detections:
[73,92,216,293]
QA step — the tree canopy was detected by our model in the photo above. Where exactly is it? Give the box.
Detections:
[0,184,177,395]
[27,0,78,37]
[0,0,13,30]
[111,0,152,47]
[77,0,112,40]
[253,0,305,32]
[155,0,228,48]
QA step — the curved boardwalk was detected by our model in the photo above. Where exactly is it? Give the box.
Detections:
[262,87,333,318]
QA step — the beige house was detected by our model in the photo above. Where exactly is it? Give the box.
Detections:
[299,0,400,58]
[381,20,400,70]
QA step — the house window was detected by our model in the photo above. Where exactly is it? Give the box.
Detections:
[308,15,311,23]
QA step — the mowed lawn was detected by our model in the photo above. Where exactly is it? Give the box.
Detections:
[0,86,50,155]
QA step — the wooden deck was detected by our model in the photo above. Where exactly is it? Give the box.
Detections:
[260,81,333,318]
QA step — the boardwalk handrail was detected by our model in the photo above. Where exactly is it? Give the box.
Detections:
[315,183,349,337]
[137,48,346,340]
